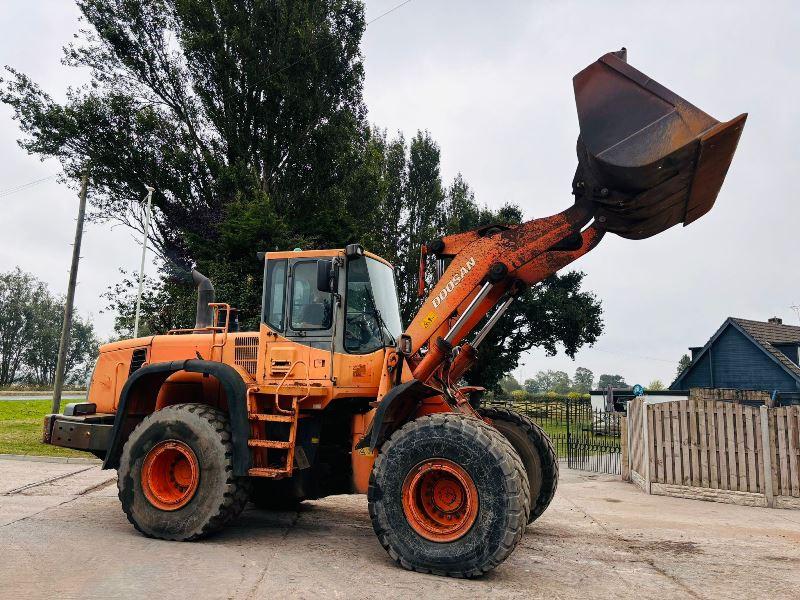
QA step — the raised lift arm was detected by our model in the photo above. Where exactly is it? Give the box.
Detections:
[362,49,746,449]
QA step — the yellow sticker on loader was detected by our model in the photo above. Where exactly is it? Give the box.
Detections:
[422,310,437,329]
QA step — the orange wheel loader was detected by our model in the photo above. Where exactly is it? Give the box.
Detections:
[43,50,745,577]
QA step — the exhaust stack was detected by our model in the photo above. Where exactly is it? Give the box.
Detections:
[191,270,215,330]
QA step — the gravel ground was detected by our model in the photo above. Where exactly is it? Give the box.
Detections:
[1,457,798,599]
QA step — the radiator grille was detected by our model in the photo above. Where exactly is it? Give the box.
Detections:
[234,335,259,376]
[129,348,147,375]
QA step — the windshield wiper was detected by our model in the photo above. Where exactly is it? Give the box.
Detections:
[365,287,396,347]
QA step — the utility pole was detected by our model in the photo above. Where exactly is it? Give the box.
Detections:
[133,185,155,338]
[52,172,89,415]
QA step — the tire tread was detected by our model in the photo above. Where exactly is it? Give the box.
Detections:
[479,406,559,522]
[368,413,530,578]
[118,403,249,541]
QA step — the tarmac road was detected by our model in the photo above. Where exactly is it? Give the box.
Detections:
[1,456,799,599]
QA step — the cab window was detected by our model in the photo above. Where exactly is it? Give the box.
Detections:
[290,261,332,331]
[262,259,287,331]
[345,257,400,354]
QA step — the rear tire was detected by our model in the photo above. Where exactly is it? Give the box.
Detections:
[117,403,250,541]
[368,413,530,577]
[479,406,559,523]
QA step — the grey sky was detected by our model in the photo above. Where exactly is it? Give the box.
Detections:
[1,1,798,388]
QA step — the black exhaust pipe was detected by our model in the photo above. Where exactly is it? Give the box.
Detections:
[191,269,215,329]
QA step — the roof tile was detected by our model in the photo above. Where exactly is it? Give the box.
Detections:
[731,318,800,380]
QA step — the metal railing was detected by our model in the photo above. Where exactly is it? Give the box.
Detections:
[484,397,622,475]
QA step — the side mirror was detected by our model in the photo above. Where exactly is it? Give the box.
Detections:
[345,243,364,258]
[316,259,338,293]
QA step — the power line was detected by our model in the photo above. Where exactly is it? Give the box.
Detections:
[0,174,58,198]
[367,0,414,24]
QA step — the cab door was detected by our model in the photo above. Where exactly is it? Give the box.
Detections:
[260,255,334,384]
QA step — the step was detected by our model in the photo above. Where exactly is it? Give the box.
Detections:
[247,439,292,449]
[248,467,289,477]
[248,414,294,422]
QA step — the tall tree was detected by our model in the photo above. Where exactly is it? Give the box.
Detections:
[572,367,594,394]
[24,306,97,386]
[396,131,445,324]
[524,370,572,394]
[0,268,98,386]
[2,1,604,391]
[597,374,627,389]
[0,269,45,385]
[498,374,522,394]
[2,0,368,329]
[676,353,692,378]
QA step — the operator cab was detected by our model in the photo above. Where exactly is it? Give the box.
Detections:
[260,246,402,355]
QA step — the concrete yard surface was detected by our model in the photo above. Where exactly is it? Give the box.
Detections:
[1,457,798,599]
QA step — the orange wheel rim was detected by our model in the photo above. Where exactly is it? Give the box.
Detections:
[402,459,478,542]
[141,440,199,511]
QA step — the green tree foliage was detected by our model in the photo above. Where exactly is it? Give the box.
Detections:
[597,373,627,389]
[498,374,522,394]
[2,0,604,391]
[395,131,445,324]
[571,366,594,394]
[466,269,602,391]
[676,353,692,379]
[0,268,98,386]
[0,269,44,385]
[1,0,369,329]
[647,379,665,391]
[523,370,571,394]
[101,269,197,337]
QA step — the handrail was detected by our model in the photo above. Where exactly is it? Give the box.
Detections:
[273,360,311,415]
[166,302,232,338]
[208,303,231,361]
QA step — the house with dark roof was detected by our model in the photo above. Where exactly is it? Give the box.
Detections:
[671,317,800,393]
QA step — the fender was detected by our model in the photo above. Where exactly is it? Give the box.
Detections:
[355,379,441,451]
[103,359,250,476]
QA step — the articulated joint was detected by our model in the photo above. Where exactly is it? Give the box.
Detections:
[428,239,445,254]
[487,261,508,282]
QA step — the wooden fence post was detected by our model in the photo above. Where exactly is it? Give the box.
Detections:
[627,411,633,479]
[620,415,629,481]
[760,405,775,508]
[642,401,651,494]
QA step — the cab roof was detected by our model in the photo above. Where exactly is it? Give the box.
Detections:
[263,249,393,269]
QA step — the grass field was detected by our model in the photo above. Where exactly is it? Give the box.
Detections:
[0,400,89,457]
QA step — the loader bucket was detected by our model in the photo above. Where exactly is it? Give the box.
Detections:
[573,49,746,239]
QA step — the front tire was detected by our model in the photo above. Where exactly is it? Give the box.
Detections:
[117,403,250,541]
[479,406,559,523]
[368,413,530,578]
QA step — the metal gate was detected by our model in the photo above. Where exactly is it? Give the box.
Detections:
[484,398,622,475]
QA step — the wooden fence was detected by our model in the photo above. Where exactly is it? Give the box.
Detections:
[625,395,800,509]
